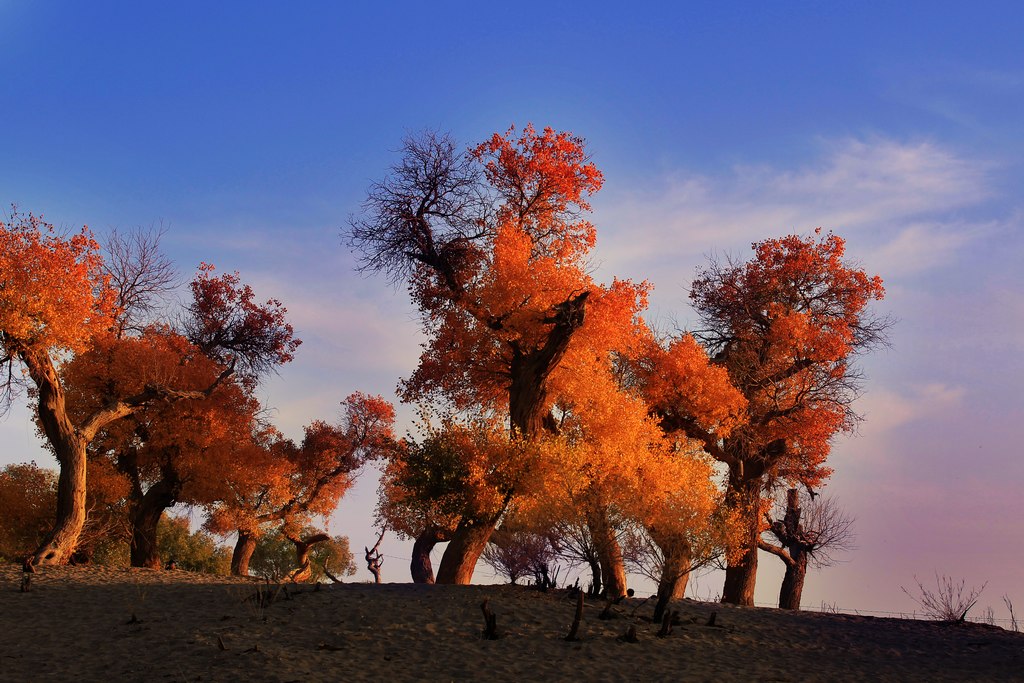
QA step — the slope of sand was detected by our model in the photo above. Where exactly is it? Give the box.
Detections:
[3,563,1022,682]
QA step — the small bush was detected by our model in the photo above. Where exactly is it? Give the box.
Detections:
[901,573,987,622]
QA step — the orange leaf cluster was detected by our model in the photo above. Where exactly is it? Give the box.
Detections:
[0,211,113,357]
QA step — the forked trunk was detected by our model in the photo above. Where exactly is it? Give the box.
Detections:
[411,527,448,584]
[507,291,590,437]
[587,507,626,598]
[435,517,499,585]
[231,529,258,576]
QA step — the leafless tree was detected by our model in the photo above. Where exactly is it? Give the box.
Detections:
[758,488,855,610]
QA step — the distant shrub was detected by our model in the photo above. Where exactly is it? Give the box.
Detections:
[901,573,987,623]
[0,462,57,561]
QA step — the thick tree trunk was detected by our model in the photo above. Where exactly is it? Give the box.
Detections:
[22,347,215,566]
[779,549,809,610]
[722,471,762,606]
[411,527,448,584]
[129,472,182,568]
[587,508,626,598]
[652,538,692,624]
[26,351,88,566]
[231,529,258,576]
[34,439,88,566]
[507,291,590,437]
[435,517,499,585]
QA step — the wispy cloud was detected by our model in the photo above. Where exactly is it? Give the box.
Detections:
[592,137,997,295]
[859,383,966,435]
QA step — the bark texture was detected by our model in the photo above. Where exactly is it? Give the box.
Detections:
[436,516,501,585]
[231,529,258,576]
[721,459,766,606]
[287,532,331,582]
[758,488,814,610]
[26,350,88,566]
[411,526,448,584]
[587,507,627,599]
[128,463,183,568]
[650,531,692,624]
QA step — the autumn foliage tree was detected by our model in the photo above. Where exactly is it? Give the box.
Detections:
[65,331,261,567]
[685,230,887,605]
[204,392,395,576]
[62,257,299,569]
[0,462,57,560]
[0,211,208,565]
[352,125,658,584]
[375,415,531,584]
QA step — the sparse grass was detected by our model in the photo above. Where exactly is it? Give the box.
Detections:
[901,573,987,623]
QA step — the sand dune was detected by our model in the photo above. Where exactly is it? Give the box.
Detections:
[2,563,1022,682]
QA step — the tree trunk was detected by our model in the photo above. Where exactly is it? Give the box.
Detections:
[587,557,603,597]
[26,351,87,566]
[721,464,763,606]
[587,507,626,598]
[778,548,808,610]
[287,533,331,582]
[507,291,590,437]
[652,541,692,624]
[129,471,182,568]
[231,529,258,576]
[435,517,499,585]
[411,526,448,584]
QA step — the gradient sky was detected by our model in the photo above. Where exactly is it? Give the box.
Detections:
[2,1,1022,620]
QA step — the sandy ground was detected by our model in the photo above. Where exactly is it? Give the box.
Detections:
[2,563,1023,682]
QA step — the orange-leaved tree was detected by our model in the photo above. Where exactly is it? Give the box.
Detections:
[0,211,231,564]
[686,230,887,605]
[64,329,262,567]
[62,257,300,568]
[0,462,58,560]
[375,414,539,584]
[204,392,396,576]
[626,329,747,613]
[351,125,652,582]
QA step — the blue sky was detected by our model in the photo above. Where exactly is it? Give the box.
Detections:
[2,1,1023,618]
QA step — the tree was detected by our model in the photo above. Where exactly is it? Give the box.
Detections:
[103,225,177,337]
[0,462,57,560]
[351,125,636,581]
[0,211,226,565]
[204,392,395,576]
[687,230,887,604]
[758,488,854,610]
[249,527,356,582]
[156,515,232,574]
[64,328,260,567]
[62,258,299,569]
[375,415,532,584]
[481,526,557,586]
